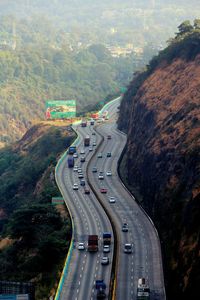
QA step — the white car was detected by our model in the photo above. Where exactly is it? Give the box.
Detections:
[73,153,78,158]
[98,172,104,180]
[80,149,85,154]
[106,171,112,176]
[97,153,102,158]
[93,142,96,146]
[124,243,133,253]
[77,242,85,250]
[101,257,109,265]
[73,166,78,172]
[73,183,79,190]
[109,196,116,203]
[89,146,93,151]
[103,245,110,253]
[77,168,82,173]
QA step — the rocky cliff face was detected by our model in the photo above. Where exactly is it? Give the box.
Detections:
[118,52,200,298]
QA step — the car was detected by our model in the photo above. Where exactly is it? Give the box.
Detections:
[73,166,78,172]
[100,188,107,194]
[80,149,85,154]
[80,179,85,186]
[73,153,78,158]
[98,172,104,180]
[107,135,111,139]
[124,243,133,253]
[84,188,90,194]
[109,196,116,203]
[77,242,85,250]
[77,168,82,173]
[89,146,93,151]
[103,245,110,253]
[107,152,111,157]
[101,257,109,265]
[80,157,85,162]
[106,171,112,176]
[97,153,103,158]
[122,223,129,232]
[78,173,84,179]
[73,183,79,190]
[92,167,97,173]
[93,142,96,146]
[92,132,96,135]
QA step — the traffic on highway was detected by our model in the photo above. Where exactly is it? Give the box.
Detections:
[55,98,166,299]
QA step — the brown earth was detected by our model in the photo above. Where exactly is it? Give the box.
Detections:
[118,54,200,299]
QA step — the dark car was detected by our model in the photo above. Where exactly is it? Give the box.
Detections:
[84,188,90,194]
[122,223,128,232]
[92,167,97,173]
[100,188,107,194]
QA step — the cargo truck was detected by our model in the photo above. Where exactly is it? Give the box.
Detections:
[103,232,111,245]
[84,135,90,147]
[68,146,76,154]
[137,278,150,299]
[88,235,98,252]
[91,113,99,119]
[67,156,74,168]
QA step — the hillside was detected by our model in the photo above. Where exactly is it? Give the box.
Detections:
[118,24,200,299]
[0,123,75,299]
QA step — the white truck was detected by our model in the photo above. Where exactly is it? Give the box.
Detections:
[137,278,150,299]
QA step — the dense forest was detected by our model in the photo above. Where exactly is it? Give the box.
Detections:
[0,1,200,144]
[0,124,75,299]
[0,38,144,144]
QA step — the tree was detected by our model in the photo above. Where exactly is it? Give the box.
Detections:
[194,19,200,30]
[177,21,193,36]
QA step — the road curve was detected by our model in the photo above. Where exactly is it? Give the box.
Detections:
[88,100,166,300]
[55,123,114,299]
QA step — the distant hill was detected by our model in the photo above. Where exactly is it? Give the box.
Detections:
[118,22,200,299]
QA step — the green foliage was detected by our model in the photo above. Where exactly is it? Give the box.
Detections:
[0,204,69,280]
[177,20,194,36]
[0,125,73,298]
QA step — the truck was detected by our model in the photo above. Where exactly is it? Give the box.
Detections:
[84,135,90,147]
[103,232,111,245]
[137,278,150,299]
[81,120,87,127]
[88,235,98,252]
[91,113,99,119]
[67,156,74,168]
[95,280,106,299]
[68,146,76,154]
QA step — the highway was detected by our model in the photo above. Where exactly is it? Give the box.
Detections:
[88,99,166,300]
[55,97,166,300]
[56,121,114,299]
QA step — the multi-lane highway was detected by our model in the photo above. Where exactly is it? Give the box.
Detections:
[56,122,114,299]
[89,101,166,300]
[55,98,166,299]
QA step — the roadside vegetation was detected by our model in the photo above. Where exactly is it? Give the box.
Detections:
[0,125,74,299]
